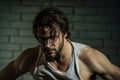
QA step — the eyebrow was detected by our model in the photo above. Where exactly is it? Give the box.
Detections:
[37,34,59,39]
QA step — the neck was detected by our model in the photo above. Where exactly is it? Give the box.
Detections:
[52,39,72,65]
[49,39,73,72]
[60,39,72,58]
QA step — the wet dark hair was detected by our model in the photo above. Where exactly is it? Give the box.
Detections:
[32,7,70,41]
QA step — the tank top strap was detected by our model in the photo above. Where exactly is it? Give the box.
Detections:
[71,42,87,56]
[71,41,87,74]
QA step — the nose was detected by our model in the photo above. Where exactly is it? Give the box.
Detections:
[45,39,52,48]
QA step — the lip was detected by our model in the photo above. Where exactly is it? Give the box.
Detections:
[47,50,55,53]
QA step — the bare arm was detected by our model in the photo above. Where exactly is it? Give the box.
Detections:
[0,60,26,80]
[0,47,39,80]
[80,46,120,80]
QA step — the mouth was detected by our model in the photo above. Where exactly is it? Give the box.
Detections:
[48,50,55,53]
[44,48,57,55]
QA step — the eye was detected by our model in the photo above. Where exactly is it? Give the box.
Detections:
[51,36,56,40]
[37,36,45,42]
[50,36,58,41]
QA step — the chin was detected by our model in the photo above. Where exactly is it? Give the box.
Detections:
[50,53,57,58]
[46,54,57,61]
[46,52,56,57]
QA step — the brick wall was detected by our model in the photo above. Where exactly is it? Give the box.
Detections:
[0,0,120,80]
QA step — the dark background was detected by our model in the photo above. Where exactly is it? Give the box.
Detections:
[0,0,120,80]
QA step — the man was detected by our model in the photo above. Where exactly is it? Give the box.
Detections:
[0,7,120,80]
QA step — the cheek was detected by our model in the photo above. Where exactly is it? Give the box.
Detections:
[54,39,60,47]
[53,38,62,48]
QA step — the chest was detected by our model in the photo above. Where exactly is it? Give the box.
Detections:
[32,59,94,80]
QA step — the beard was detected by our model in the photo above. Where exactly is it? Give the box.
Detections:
[44,38,64,61]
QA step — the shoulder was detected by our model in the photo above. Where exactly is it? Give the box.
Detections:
[14,45,40,72]
[79,46,108,64]
[79,46,111,73]
[71,41,87,51]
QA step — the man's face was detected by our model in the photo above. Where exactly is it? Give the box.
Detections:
[37,27,67,60]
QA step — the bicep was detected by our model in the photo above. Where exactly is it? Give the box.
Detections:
[80,46,120,80]
[89,49,120,79]
[99,63,120,80]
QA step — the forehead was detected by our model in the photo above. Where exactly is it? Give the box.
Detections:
[37,27,60,37]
